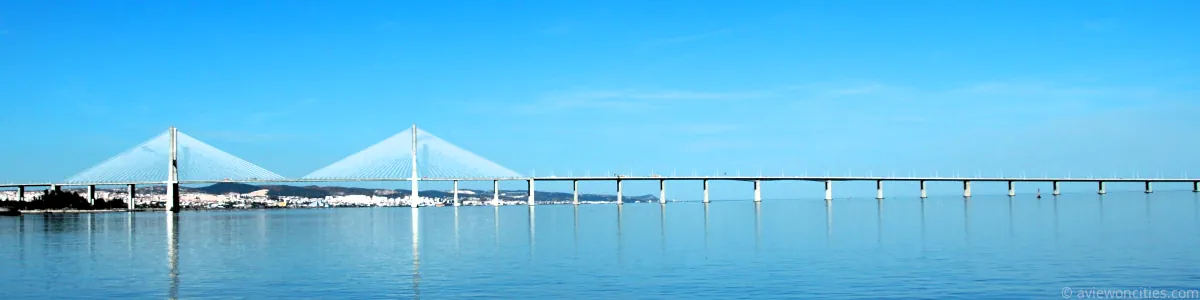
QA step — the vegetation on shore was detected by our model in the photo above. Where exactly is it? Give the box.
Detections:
[0,190,127,211]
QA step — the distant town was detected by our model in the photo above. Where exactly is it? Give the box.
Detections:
[0,182,661,210]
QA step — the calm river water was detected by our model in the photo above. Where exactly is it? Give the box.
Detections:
[3,191,1199,298]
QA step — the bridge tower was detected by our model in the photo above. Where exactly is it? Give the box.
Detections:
[167,126,180,212]
[411,124,419,208]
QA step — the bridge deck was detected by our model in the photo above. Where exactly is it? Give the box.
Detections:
[3,176,1197,188]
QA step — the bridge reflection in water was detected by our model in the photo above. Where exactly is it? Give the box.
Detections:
[5,192,1197,299]
[167,212,178,300]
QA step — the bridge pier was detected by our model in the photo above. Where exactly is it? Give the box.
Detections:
[659,180,666,204]
[703,179,710,203]
[16,186,23,202]
[410,124,419,208]
[1007,181,1015,197]
[616,179,623,205]
[1194,181,1199,193]
[1053,181,1061,196]
[51,184,60,193]
[963,181,972,198]
[527,179,535,206]
[754,180,762,202]
[875,180,883,200]
[127,184,136,210]
[572,180,579,205]
[411,178,420,207]
[493,180,499,206]
[167,126,180,212]
[824,180,832,201]
[167,182,180,212]
[919,180,927,198]
[1144,181,1153,194]
[87,185,96,206]
[453,180,460,207]
[1098,181,1106,194]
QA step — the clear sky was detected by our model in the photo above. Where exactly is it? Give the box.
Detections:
[2,1,1198,197]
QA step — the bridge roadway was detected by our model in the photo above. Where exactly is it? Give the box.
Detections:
[3,175,1200,188]
[4,175,1199,210]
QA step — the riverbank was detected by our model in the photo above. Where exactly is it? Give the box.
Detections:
[7,206,362,215]
[18,208,148,214]
[4,201,634,216]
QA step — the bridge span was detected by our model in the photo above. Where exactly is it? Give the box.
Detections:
[3,175,1199,208]
[3,125,1198,209]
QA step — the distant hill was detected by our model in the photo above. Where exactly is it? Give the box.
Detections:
[192,182,261,194]
[186,183,658,202]
[191,183,374,198]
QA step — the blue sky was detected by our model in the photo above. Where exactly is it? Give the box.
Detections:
[2,1,1199,197]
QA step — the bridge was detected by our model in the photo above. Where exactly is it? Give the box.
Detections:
[3,125,1199,211]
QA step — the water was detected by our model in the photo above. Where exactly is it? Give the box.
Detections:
[3,192,1199,298]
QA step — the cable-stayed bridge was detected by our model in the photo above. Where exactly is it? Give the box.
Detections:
[3,125,1200,212]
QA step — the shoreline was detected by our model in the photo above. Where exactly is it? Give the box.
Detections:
[5,201,661,215]
[18,208,148,214]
